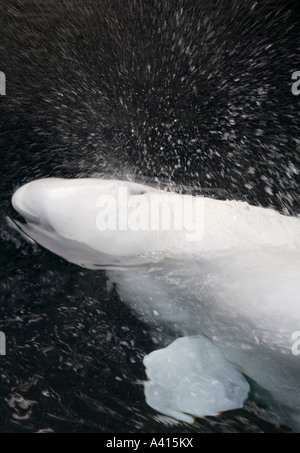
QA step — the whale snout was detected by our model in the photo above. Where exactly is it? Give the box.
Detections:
[12,182,41,224]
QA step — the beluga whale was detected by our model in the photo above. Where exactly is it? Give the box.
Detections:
[11,178,300,430]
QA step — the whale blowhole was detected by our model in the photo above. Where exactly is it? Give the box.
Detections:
[129,187,147,196]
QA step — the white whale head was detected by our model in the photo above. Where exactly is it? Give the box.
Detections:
[12,178,300,268]
[12,178,195,267]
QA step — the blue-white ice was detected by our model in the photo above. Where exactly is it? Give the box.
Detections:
[143,336,250,423]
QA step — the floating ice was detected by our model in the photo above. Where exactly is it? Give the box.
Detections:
[143,336,250,423]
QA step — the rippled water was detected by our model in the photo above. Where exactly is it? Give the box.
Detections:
[0,0,299,433]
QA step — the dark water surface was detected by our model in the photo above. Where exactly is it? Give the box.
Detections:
[0,0,299,433]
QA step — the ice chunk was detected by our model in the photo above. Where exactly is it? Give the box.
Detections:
[143,336,250,423]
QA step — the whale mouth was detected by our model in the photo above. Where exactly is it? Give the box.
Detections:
[12,184,40,224]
